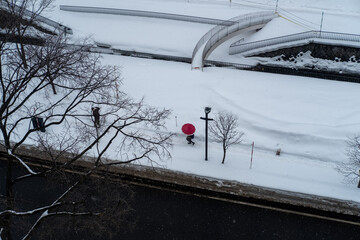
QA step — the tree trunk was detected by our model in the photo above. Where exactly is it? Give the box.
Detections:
[0,130,14,240]
[222,142,226,164]
[20,43,28,69]
[48,75,57,95]
[50,80,57,95]
[2,155,14,240]
[0,54,2,83]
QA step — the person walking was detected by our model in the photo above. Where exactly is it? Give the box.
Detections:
[186,134,195,145]
[182,123,196,145]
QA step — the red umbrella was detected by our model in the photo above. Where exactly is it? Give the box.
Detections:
[181,123,196,135]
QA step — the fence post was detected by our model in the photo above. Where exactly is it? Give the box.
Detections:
[250,141,254,169]
[275,0,279,13]
[319,12,324,37]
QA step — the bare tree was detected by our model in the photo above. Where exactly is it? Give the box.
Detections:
[209,111,244,164]
[0,0,173,239]
[337,136,360,187]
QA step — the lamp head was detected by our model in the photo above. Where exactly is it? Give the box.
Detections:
[204,107,211,114]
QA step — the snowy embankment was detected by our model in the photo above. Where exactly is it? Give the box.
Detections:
[100,54,360,203]
[49,0,360,203]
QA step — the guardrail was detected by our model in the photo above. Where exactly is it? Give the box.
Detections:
[0,1,73,34]
[89,46,193,64]
[25,9,73,35]
[59,5,237,26]
[229,31,360,56]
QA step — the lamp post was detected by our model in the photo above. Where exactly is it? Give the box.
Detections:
[200,107,213,161]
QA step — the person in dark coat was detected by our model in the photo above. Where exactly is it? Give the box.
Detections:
[92,107,100,128]
[186,134,195,145]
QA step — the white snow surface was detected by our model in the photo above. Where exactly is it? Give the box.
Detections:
[44,0,360,202]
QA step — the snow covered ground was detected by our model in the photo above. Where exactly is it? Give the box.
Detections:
[48,0,360,203]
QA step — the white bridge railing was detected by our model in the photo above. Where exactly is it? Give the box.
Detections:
[229,31,360,56]
[191,11,277,69]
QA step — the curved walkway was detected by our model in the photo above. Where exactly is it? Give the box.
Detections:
[191,11,277,69]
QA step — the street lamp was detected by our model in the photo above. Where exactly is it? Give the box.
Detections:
[200,107,213,161]
[205,107,211,114]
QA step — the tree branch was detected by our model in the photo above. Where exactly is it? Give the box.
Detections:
[0,203,61,216]
[7,149,37,175]
[22,180,80,240]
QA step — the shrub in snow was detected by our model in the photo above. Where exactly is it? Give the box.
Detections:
[276,148,281,156]
[209,112,244,164]
[337,136,360,187]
